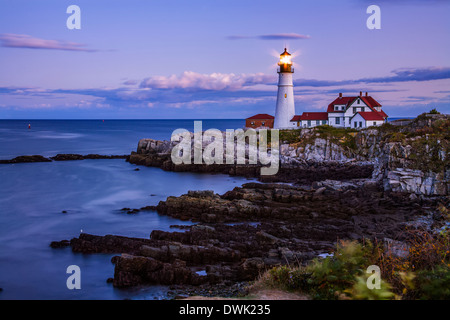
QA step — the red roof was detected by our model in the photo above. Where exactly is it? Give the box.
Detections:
[357,111,385,121]
[378,109,388,118]
[327,94,382,113]
[296,112,328,121]
[327,97,356,112]
[290,115,301,121]
[246,113,274,120]
[361,96,381,108]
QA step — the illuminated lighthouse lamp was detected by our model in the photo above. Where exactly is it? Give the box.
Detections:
[278,48,293,72]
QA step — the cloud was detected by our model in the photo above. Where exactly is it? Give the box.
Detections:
[294,67,450,87]
[0,33,96,52]
[139,71,276,91]
[362,67,450,83]
[227,33,310,40]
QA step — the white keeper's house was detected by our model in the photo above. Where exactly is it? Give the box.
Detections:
[290,92,388,129]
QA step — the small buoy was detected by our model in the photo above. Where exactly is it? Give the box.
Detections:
[28,124,31,129]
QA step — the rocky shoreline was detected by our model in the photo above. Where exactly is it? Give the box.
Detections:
[51,179,447,297]
[49,115,448,298]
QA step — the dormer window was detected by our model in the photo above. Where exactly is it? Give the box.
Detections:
[334,106,339,111]
[341,106,345,110]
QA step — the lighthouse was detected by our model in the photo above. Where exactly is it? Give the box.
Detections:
[273,48,296,129]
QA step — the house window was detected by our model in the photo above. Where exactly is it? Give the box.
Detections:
[251,121,255,125]
[335,117,340,124]
[357,99,360,104]
[359,121,362,127]
[334,106,339,111]
[322,120,326,125]
[307,120,311,127]
[354,122,357,128]
[341,106,345,110]
[361,107,365,112]
[353,107,357,114]
[373,122,376,126]
[262,121,265,126]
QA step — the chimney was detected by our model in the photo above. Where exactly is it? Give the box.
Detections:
[365,92,368,96]
[339,92,342,98]
[359,91,362,97]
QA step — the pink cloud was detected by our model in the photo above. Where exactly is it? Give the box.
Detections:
[139,71,275,91]
[0,33,95,52]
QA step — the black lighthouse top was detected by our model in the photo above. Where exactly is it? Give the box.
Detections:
[278,48,293,73]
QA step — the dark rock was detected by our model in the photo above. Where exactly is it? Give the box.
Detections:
[51,154,85,161]
[50,240,70,248]
[52,178,447,291]
[0,155,51,164]
[140,205,157,211]
[51,154,128,161]
[112,254,204,287]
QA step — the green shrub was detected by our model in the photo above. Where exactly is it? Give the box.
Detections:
[415,266,450,300]
[344,274,395,300]
[305,240,376,299]
[429,108,440,114]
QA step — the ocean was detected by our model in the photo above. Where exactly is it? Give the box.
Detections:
[0,119,253,300]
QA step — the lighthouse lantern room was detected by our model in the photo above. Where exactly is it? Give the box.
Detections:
[273,48,296,129]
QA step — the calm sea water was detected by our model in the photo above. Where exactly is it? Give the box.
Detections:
[0,119,253,300]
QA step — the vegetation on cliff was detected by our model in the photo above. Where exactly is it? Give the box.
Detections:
[254,205,450,300]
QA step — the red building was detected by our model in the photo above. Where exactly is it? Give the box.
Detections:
[245,114,274,128]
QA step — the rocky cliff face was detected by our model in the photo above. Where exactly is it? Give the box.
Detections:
[130,114,449,196]
[278,114,449,196]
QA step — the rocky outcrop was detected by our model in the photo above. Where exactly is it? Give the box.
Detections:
[0,155,52,163]
[57,182,447,289]
[0,154,128,163]
[384,168,448,196]
[50,154,128,161]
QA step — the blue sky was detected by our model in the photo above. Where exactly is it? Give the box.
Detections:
[0,0,449,119]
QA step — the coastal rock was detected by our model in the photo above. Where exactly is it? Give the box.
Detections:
[112,254,203,287]
[55,181,448,289]
[51,154,128,161]
[0,155,51,164]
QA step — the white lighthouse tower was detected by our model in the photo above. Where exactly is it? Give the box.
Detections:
[274,48,295,129]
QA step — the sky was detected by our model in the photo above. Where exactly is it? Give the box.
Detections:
[0,0,449,119]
